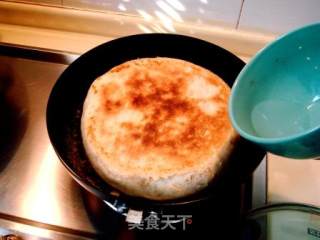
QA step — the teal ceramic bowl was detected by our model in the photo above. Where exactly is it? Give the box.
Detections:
[230,23,320,159]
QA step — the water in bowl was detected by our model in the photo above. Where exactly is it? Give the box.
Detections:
[251,97,320,138]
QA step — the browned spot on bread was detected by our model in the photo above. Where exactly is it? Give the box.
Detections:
[104,99,122,113]
[92,85,98,94]
[100,83,123,113]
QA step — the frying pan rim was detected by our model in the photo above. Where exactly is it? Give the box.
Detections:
[46,33,265,208]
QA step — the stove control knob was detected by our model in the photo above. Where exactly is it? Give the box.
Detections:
[1,235,23,240]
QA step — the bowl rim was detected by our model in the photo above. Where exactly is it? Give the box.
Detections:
[229,22,320,144]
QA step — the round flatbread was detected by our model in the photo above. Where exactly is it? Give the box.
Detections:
[81,57,238,200]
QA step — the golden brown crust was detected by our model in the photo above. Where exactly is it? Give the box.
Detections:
[81,57,237,200]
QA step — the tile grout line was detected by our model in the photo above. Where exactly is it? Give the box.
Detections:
[236,0,245,29]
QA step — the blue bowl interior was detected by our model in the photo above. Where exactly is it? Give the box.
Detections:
[232,23,320,140]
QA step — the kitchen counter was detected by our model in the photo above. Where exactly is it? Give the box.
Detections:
[268,154,320,206]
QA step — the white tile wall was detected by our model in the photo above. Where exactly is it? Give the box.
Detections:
[62,0,243,28]
[239,0,320,33]
[5,0,320,33]
[3,0,320,34]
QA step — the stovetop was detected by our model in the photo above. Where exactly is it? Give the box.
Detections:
[0,43,267,239]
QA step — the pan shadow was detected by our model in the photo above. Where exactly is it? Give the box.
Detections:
[0,61,28,173]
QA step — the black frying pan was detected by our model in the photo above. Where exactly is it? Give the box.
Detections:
[47,34,265,213]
